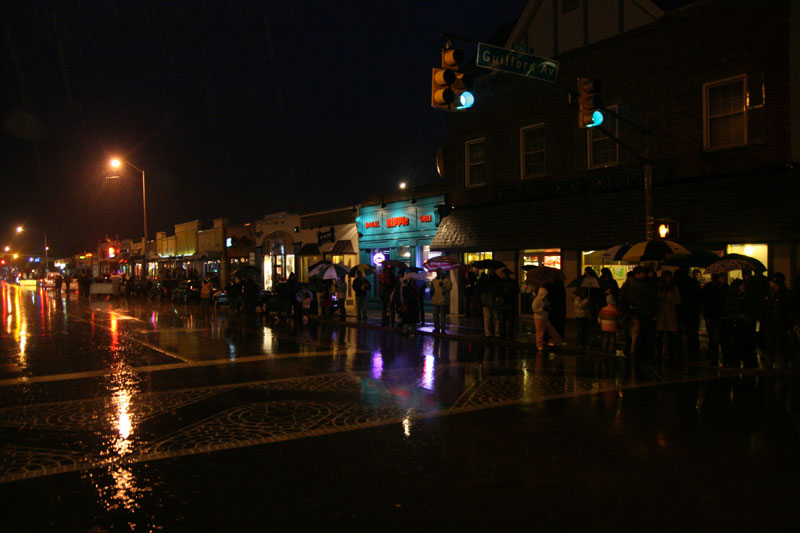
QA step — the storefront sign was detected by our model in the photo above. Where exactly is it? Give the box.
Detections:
[317,227,335,246]
[420,214,432,223]
[365,221,380,229]
[386,216,410,228]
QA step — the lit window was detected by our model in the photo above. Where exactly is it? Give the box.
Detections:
[588,105,617,169]
[466,138,487,188]
[520,124,545,179]
[704,75,746,150]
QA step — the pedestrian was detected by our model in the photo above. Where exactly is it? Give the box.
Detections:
[656,270,682,362]
[351,270,371,322]
[286,272,300,319]
[583,267,604,322]
[723,279,756,368]
[430,269,452,332]
[417,276,427,325]
[532,286,564,352]
[320,280,333,318]
[743,269,770,357]
[379,266,396,326]
[598,294,623,354]
[336,276,348,322]
[600,267,620,298]
[675,267,702,359]
[398,278,420,335]
[545,277,567,340]
[463,268,478,317]
[701,273,728,366]
[573,287,591,349]
[764,272,796,369]
[495,269,519,340]
[618,266,659,372]
[477,269,500,338]
[242,277,259,315]
[200,275,214,313]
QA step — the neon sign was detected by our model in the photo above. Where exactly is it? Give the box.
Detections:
[373,252,386,265]
[386,217,409,228]
[419,214,432,223]
[365,221,380,229]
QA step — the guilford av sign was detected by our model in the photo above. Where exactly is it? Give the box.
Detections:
[476,43,559,83]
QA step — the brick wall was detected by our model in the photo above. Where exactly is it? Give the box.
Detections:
[443,0,792,207]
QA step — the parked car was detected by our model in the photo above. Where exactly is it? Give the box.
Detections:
[172,280,202,303]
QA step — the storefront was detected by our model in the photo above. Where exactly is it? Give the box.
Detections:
[356,195,444,306]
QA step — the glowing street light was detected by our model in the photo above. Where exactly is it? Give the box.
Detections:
[15,226,48,271]
[108,157,148,278]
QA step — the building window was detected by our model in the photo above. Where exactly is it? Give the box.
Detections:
[588,105,618,169]
[466,138,487,187]
[704,75,747,150]
[520,124,546,179]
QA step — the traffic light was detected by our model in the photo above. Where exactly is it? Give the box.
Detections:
[656,219,678,239]
[431,48,474,111]
[578,78,603,128]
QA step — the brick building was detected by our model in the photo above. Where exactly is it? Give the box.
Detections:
[430,0,800,316]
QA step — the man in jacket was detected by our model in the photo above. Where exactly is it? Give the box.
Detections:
[619,266,659,371]
[430,269,452,332]
[352,270,371,322]
[476,270,500,337]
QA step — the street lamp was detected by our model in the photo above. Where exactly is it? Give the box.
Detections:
[109,158,148,278]
[16,226,48,272]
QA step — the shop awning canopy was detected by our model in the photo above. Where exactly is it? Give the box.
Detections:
[331,240,356,254]
[431,169,800,252]
[296,243,321,256]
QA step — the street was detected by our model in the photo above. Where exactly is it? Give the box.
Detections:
[1,282,799,531]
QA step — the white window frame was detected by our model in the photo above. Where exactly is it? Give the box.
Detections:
[703,74,748,151]
[587,104,618,169]
[465,138,487,188]
[520,123,546,180]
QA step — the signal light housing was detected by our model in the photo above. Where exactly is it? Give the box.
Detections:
[578,78,603,128]
[432,48,474,111]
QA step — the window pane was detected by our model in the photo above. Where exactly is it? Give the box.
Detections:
[706,78,746,148]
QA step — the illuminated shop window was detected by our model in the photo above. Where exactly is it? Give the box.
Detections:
[464,251,492,266]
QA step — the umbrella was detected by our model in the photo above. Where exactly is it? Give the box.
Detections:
[308,260,331,272]
[525,266,565,285]
[621,240,691,262]
[349,264,375,277]
[309,263,350,280]
[600,244,632,262]
[400,272,428,286]
[567,276,609,289]
[423,255,462,271]
[662,250,721,268]
[470,259,506,270]
[381,260,408,269]
[233,265,259,280]
[706,253,766,274]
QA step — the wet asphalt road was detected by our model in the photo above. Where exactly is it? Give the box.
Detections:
[1,282,799,531]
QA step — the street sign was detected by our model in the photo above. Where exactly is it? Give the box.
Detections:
[476,43,559,82]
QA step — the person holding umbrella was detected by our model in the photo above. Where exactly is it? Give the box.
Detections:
[430,269,452,332]
[335,276,348,322]
[352,270,371,322]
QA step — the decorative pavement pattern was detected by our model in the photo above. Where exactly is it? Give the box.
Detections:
[0,363,713,484]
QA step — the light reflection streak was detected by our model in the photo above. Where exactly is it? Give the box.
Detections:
[110,313,119,353]
[402,415,412,438]
[421,355,435,390]
[371,350,383,380]
[261,326,274,353]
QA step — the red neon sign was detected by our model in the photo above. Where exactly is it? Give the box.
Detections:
[365,221,380,229]
[386,217,410,228]
[419,214,432,223]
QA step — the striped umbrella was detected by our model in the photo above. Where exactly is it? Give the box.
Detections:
[423,255,462,271]
[309,263,350,280]
[600,243,632,262]
[621,240,691,262]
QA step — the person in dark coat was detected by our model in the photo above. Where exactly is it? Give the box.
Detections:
[702,273,728,366]
[379,267,397,326]
[241,278,259,314]
[544,278,567,340]
[619,266,659,371]
[600,267,620,298]
[764,273,796,369]
[582,267,604,322]
[476,270,500,337]
[496,269,520,340]
[723,279,756,368]
[675,267,702,360]
[398,279,420,334]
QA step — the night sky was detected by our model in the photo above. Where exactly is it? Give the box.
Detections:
[2,1,526,257]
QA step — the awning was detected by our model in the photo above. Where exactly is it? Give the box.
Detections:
[201,252,221,260]
[330,240,356,254]
[297,243,321,256]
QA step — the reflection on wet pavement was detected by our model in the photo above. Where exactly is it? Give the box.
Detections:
[3,281,794,527]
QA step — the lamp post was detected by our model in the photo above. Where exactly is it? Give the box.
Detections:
[16,226,48,272]
[110,158,148,278]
